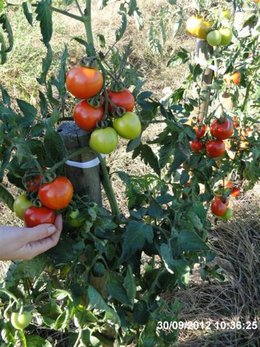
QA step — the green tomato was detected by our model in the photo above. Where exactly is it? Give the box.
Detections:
[113,112,142,140]
[13,194,33,220]
[11,311,33,330]
[219,27,232,46]
[89,127,118,154]
[207,30,222,46]
[220,207,233,221]
[66,209,85,228]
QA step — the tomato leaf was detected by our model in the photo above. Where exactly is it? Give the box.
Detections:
[115,11,127,42]
[27,336,52,347]
[22,1,33,26]
[120,221,154,262]
[0,183,14,211]
[178,230,209,252]
[37,43,53,85]
[0,14,13,53]
[35,0,53,46]
[133,144,160,176]
[87,285,120,324]
[123,266,136,307]
[17,99,37,126]
[0,84,11,106]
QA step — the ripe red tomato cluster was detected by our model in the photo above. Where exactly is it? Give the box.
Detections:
[191,116,234,158]
[14,176,74,227]
[66,65,142,154]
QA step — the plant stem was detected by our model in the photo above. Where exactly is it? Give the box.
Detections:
[84,0,96,56]
[98,154,120,220]
[75,0,84,17]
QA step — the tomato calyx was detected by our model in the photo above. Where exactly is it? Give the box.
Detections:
[109,81,125,93]
[87,95,105,108]
[80,55,98,69]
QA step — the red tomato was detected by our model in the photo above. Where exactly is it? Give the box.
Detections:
[38,177,74,210]
[66,66,103,99]
[24,206,55,227]
[190,139,204,153]
[210,117,234,140]
[73,100,104,131]
[194,124,207,138]
[211,196,228,216]
[232,71,241,85]
[26,175,42,193]
[206,140,226,158]
[230,187,240,197]
[107,88,135,112]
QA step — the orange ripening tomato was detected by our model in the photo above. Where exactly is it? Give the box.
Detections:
[225,180,233,189]
[66,66,103,99]
[211,196,228,216]
[230,187,240,197]
[38,177,74,210]
[107,88,135,112]
[232,71,241,85]
[73,100,104,132]
[194,124,207,138]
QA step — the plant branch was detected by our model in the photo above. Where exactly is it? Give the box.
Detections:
[75,0,84,17]
[84,0,96,56]
[97,154,121,220]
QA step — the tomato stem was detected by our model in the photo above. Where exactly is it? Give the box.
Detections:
[84,0,96,57]
[97,154,121,220]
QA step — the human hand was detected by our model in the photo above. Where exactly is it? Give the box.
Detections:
[0,215,63,261]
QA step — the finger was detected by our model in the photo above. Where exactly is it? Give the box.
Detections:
[54,215,63,232]
[23,223,57,243]
[24,228,62,259]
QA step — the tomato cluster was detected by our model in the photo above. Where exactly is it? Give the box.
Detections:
[190,116,234,158]
[66,64,142,154]
[186,9,233,47]
[13,176,73,228]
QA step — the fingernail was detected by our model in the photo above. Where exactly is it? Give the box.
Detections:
[47,226,56,234]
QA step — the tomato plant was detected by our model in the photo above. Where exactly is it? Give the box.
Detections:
[66,66,104,100]
[24,206,55,227]
[113,112,142,139]
[73,100,104,131]
[38,177,74,210]
[13,194,33,220]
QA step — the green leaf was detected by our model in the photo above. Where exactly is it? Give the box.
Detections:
[178,230,209,252]
[0,183,14,211]
[22,1,33,26]
[115,11,127,42]
[27,336,52,347]
[0,14,13,53]
[87,285,120,324]
[106,273,131,306]
[35,0,52,46]
[133,144,160,176]
[37,43,52,85]
[120,221,154,262]
[0,84,11,105]
[139,320,159,347]
[17,99,37,126]
[133,301,149,324]
[39,91,48,117]
[123,266,136,307]
[43,129,67,166]
[0,26,7,64]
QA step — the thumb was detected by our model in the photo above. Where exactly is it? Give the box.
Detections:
[23,224,57,243]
